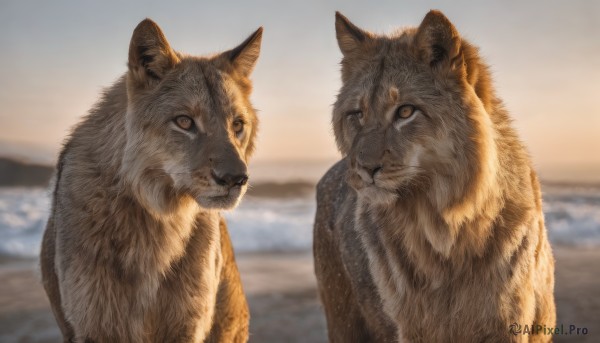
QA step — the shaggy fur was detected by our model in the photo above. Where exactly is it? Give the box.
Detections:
[314,11,555,343]
[40,19,262,342]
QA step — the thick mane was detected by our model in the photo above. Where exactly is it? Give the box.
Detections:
[461,40,495,113]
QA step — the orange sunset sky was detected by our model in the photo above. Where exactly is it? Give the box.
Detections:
[0,0,599,182]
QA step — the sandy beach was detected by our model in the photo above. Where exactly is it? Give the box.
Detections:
[0,246,598,342]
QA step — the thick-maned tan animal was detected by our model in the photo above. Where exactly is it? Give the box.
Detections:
[40,19,262,342]
[314,11,556,343]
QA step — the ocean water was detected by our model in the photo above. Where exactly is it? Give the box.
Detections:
[0,185,599,259]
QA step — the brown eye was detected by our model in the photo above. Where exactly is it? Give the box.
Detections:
[346,110,363,119]
[232,119,245,135]
[174,115,194,130]
[396,105,416,119]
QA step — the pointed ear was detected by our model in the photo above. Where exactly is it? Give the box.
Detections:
[128,19,179,88]
[415,10,463,74]
[335,12,372,57]
[226,27,263,77]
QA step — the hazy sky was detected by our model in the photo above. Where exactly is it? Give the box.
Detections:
[0,1,599,181]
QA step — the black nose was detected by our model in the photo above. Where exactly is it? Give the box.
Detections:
[211,171,249,188]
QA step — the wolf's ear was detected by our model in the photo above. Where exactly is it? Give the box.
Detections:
[415,10,464,75]
[128,19,179,88]
[225,27,263,77]
[335,12,372,57]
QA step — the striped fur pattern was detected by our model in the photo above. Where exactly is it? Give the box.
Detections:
[314,10,555,342]
[40,19,262,342]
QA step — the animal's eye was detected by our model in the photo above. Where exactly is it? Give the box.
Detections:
[396,105,416,120]
[174,115,194,130]
[232,119,245,135]
[346,110,363,121]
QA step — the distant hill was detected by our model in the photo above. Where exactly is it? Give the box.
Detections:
[0,157,54,186]
[0,139,57,165]
[246,181,315,198]
[0,157,316,195]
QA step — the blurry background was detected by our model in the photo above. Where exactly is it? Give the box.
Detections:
[0,1,598,342]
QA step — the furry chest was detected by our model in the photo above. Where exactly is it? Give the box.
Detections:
[354,212,519,342]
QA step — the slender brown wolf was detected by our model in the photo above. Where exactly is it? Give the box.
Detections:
[314,10,555,343]
[40,19,262,342]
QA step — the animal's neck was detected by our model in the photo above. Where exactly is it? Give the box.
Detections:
[426,98,503,258]
[111,191,214,277]
[406,192,501,260]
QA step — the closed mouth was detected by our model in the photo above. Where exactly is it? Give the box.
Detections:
[205,184,242,197]
[208,193,234,201]
[194,185,245,209]
[356,178,399,195]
